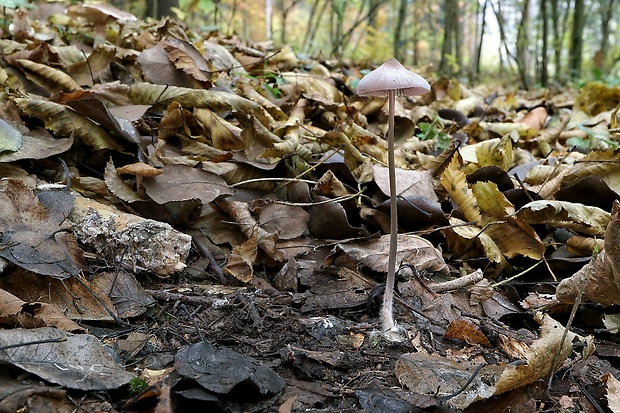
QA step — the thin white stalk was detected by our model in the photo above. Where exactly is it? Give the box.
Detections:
[381,89,398,333]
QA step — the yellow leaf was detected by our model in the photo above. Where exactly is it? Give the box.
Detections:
[440,156,481,224]
[472,181,514,218]
[475,134,514,170]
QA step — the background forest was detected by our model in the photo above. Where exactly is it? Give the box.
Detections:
[115,0,620,88]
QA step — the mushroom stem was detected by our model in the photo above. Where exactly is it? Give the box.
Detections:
[381,89,398,333]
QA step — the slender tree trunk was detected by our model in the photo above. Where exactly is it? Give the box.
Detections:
[279,0,301,45]
[337,0,386,56]
[454,0,462,71]
[367,0,381,26]
[266,0,273,40]
[492,1,516,75]
[303,0,328,55]
[393,0,408,60]
[330,0,346,56]
[145,0,179,19]
[541,0,549,86]
[598,0,616,68]
[473,0,488,79]
[569,0,586,79]
[516,0,531,89]
[550,0,560,81]
[411,6,421,66]
[302,0,321,52]
[440,0,460,75]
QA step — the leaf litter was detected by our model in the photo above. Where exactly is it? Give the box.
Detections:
[1,3,620,412]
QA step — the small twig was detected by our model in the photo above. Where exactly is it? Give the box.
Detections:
[57,158,71,190]
[545,272,586,399]
[229,177,317,188]
[191,233,227,284]
[437,363,486,403]
[180,304,205,342]
[492,260,543,287]
[145,289,214,307]
[269,189,364,207]
[72,273,128,326]
[0,338,67,351]
[431,269,484,293]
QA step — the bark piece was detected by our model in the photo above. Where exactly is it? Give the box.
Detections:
[70,195,191,276]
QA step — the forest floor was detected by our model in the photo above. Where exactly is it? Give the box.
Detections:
[1,3,620,413]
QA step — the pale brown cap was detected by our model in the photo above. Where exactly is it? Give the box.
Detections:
[356,58,430,97]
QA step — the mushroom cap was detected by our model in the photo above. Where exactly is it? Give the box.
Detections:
[116,162,163,177]
[356,58,430,97]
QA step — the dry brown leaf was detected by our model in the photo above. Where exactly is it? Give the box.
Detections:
[0,179,83,279]
[472,182,544,260]
[373,165,437,201]
[517,200,610,236]
[17,59,81,94]
[0,288,85,332]
[224,227,259,283]
[194,108,243,150]
[14,98,122,151]
[104,159,144,202]
[603,373,620,413]
[161,38,212,85]
[336,234,449,275]
[444,318,491,347]
[556,200,620,306]
[142,164,233,205]
[396,313,588,410]
[443,217,509,266]
[258,203,309,240]
[217,198,287,262]
[129,82,269,124]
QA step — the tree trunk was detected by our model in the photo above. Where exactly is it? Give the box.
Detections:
[598,0,616,69]
[303,0,328,55]
[330,0,346,56]
[569,0,586,79]
[266,0,273,40]
[393,0,408,61]
[145,0,179,19]
[541,0,549,86]
[492,1,516,75]
[366,0,381,26]
[279,0,301,45]
[473,0,488,80]
[516,0,531,89]
[439,0,460,75]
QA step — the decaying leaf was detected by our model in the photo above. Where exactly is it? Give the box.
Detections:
[14,98,122,151]
[0,118,23,153]
[337,234,449,275]
[217,198,288,262]
[16,59,81,94]
[395,313,590,409]
[517,200,610,236]
[441,155,482,224]
[0,327,135,391]
[0,179,82,279]
[0,288,84,332]
[556,200,620,306]
[142,164,233,205]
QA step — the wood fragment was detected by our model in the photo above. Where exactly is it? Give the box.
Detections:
[69,194,191,276]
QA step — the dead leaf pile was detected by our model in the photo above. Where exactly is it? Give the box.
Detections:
[1,2,620,412]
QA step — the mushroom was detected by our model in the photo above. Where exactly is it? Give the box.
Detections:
[116,162,162,190]
[356,58,430,337]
